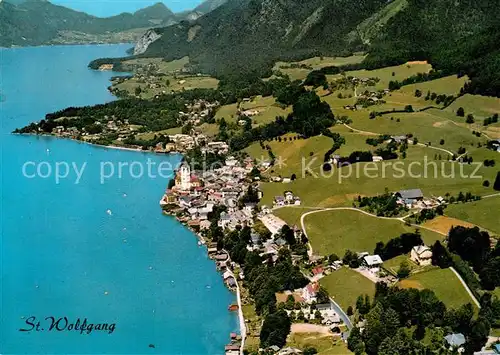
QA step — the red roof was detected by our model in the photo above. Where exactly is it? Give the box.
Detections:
[306,282,320,294]
[312,267,324,275]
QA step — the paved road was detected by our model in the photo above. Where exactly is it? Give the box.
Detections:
[329,297,353,330]
[449,267,481,309]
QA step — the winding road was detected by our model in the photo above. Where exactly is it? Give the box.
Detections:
[287,205,486,320]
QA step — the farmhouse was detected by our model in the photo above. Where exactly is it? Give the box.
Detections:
[391,135,407,144]
[301,282,320,304]
[411,245,433,266]
[395,189,424,207]
[363,255,383,270]
[489,139,500,152]
[444,333,466,349]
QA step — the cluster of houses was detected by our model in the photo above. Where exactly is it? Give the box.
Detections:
[161,134,197,153]
[179,99,220,126]
[273,191,301,207]
[395,188,444,209]
[51,118,138,141]
[276,283,344,327]
[356,244,433,276]
[160,157,258,232]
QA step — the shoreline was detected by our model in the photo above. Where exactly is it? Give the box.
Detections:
[14,132,184,156]
[1,42,134,50]
[162,210,247,353]
[16,129,244,352]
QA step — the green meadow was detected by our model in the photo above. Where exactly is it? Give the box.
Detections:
[445,198,500,235]
[301,209,443,256]
[320,267,376,311]
[398,268,478,311]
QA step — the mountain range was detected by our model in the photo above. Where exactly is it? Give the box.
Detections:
[0,0,228,47]
[133,0,500,96]
[141,0,389,77]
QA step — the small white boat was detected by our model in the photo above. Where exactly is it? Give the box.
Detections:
[106,209,112,216]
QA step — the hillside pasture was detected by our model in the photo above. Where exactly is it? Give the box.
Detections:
[445,198,500,235]
[398,268,478,311]
[215,96,291,126]
[332,62,432,90]
[273,55,366,81]
[445,94,500,119]
[346,109,483,153]
[258,143,498,209]
[245,134,332,177]
[302,209,443,257]
[320,267,376,311]
[399,75,469,96]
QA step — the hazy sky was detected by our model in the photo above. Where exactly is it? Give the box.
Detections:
[51,0,205,17]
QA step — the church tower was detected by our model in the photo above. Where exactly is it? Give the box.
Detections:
[179,164,191,191]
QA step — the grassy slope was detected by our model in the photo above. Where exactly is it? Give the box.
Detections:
[355,0,408,44]
[445,94,500,119]
[330,62,432,90]
[320,267,376,311]
[215,96,292,126]
[272,55,366,81]
[302,209,442,256]
[259,142,498,209]
[258,72,499,209]
[445,198,500,235]
[245,134,333,177]
[399,75,469,96]
[398,268,478,311]
[287,333,352,355]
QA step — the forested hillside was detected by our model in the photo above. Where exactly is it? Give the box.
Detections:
[143,0,388,79]
[0,0,175,47]
[365,0,500,97]
[131,0,500,96]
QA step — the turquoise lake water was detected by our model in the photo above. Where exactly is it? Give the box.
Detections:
[0,45,237,354]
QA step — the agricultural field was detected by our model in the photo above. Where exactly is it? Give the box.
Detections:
[215,96,292,126]
[445,198,500,235]
[382,254,421,276]
[345,109,483,153]
[136,127,182,140]
[445,94,500,120]
[320,267,376,311]
[272,54,366,81]
[287,332,352,355]
[301,209,443,257]
[331,61,432,90]
[422,215,478,235]
[245,127,378,179]
[245,134,332,177]
[398,268,478,311]
[399,75,469,96]
[113,74,219,99]
[258,142,499,210]
[122,56,190,73]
